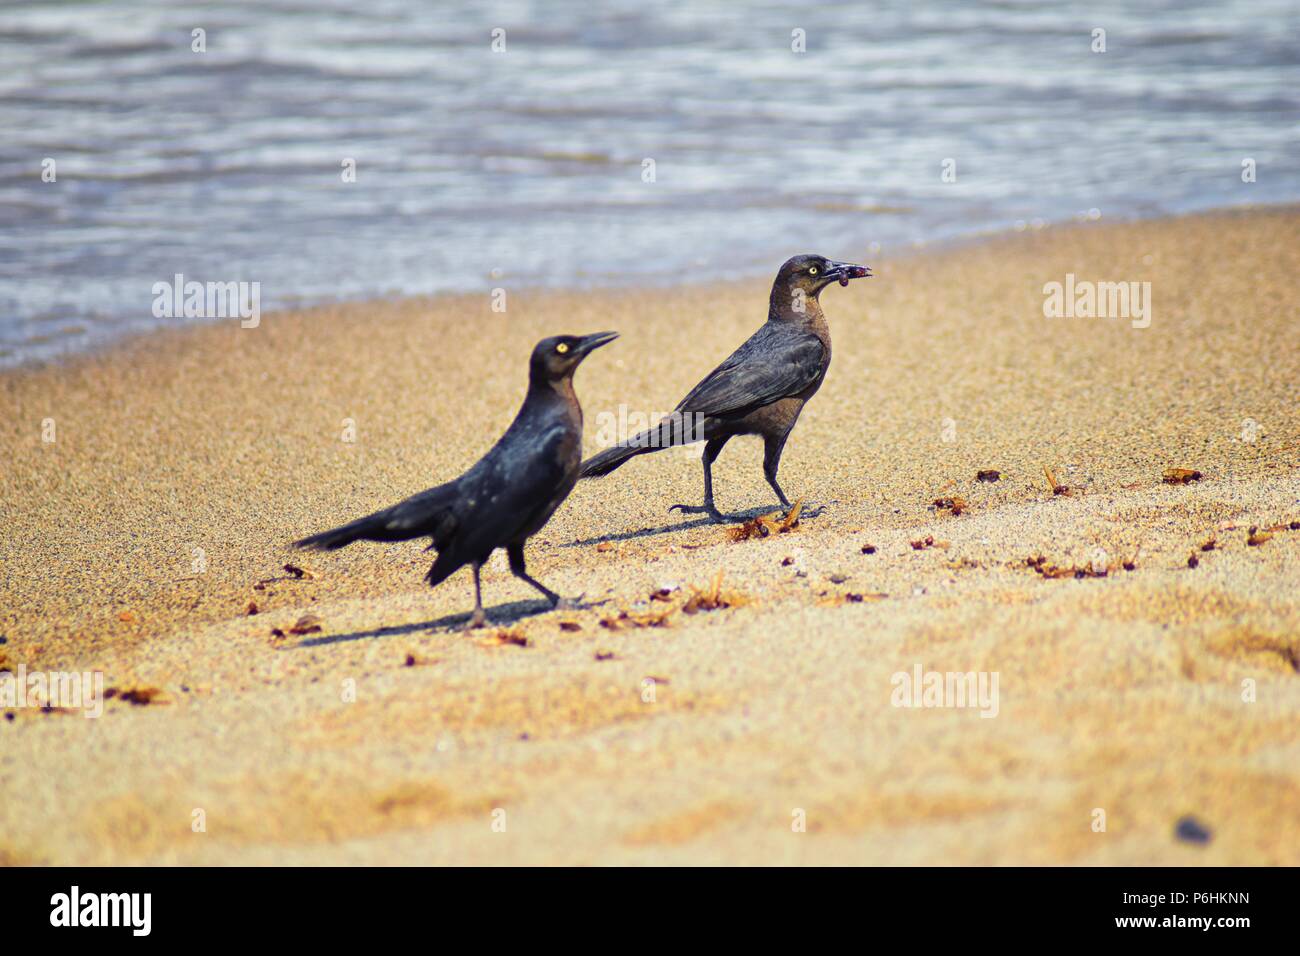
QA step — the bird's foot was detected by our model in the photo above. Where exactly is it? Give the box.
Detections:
[669,503,726,523]
[462,609,488,631]
[553,594,585,612]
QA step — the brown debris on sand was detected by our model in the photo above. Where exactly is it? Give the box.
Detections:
[1043,466,1069,496]
[1025,554,1108,579]
[105,687,165,706]
[933,496,967,516]
[728,500,803,542]
[1163,467,1203,485]
[819,591,888,607]
[681,572,749,614]
[288,614,323,636]
[477,628,528,647]
[600,609,671,630]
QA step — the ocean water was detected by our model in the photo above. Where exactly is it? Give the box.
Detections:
[1,0,1297,366]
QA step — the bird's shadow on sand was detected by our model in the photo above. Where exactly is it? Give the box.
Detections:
[290,596,606,648]
[561,500,832,547]
[287,501,831,648]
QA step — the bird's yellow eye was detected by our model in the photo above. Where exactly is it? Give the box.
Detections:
[809,266,819,275]
[556,342,569,354]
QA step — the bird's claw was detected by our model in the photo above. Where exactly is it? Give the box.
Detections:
[462,609,488,631]
[554,594,584,611]
[669,503,725,523]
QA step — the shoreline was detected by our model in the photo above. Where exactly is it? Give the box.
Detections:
[3,200,1292,377]
[2,205,1298,865]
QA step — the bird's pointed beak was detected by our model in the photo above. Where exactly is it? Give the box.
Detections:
[826,260,872,287]
[575,330,619,356]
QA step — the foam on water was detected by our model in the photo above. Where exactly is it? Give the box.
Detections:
[1,0,1297,365]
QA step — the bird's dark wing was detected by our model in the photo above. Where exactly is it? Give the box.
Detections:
[380,483,461,544]
[436,409,576,559]
[674,323,825,420]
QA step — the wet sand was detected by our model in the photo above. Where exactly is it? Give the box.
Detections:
[2,206,1298,865]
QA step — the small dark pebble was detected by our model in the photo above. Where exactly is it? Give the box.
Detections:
[860,544,876,555]
[405,654,416,667]
[976,470,1001,483]
[1174,815,1212,845]
[1122,561,1136,571]
[1291,521,1300,531]
[829,573,848,584]
[1187,554,1199,568]
[5,712,13,721]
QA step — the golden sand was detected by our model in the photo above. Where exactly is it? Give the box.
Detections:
[2,207,1298,864]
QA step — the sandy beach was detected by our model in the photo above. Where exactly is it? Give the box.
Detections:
[2,206,1298,865]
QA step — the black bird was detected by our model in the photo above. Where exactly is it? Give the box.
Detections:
[580,255,870,520]
[294,331,618,628]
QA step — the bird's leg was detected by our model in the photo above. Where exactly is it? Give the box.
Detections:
[670,436,728,522]
[507,544,575,609]
[464,561,488,630]
[763,434,792,509]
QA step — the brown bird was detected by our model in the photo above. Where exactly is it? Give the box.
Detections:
[295,331,618,627]
[579,255,870,520]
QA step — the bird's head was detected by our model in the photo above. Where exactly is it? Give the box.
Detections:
[776,254,872,301]
[530,331,619,384]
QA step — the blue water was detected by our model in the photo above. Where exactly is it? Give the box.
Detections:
[1,0,1297,365]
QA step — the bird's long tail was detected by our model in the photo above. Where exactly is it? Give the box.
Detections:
[580,442,651,478]
[293,513,391,551]
[580,416,702,479]
[293,485,455,550]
